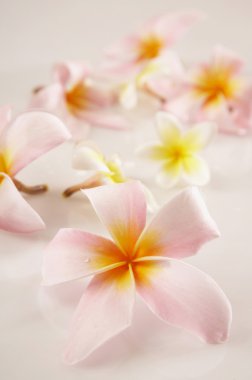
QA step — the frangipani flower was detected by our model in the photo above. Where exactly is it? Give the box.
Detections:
[63,141,126,197]
[119,52,184,109]
[137,112,215,188]
[30,62,129,140]
[63,141,157,212]
[104,11,203,74]
[165,46,252,135]
[0,105,70,233]
[43,181,231,365]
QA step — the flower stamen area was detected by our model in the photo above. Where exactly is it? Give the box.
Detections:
[194,65,240,106]
[65,82,88,114]
[137,35,164,61]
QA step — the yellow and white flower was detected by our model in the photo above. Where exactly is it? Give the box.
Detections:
[137,112,216,188]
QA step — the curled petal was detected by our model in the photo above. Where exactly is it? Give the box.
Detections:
[4,111,71,176]
[42,228,125,286]
[136,187,219,259]
[84,181,146,255]
[0,174,45,233]
[119,82,138,109]
[136,259,232,344]
[72,142,109,172]
[64,267,135,364]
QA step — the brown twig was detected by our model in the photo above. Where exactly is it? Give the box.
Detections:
[13,178,48,195]
[63,174,102,198]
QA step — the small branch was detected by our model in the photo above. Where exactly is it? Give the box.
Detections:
[63,174,103,198]
[13,178,48,195]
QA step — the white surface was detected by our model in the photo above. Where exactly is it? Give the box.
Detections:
[1,1,252,379]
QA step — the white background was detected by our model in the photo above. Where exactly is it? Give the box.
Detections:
[0,0,252,379]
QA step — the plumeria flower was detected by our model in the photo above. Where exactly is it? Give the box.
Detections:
[103,11,203,74]
[137,112,215,188]
[30,61,129,140]
[63,141,158,212]
[0,105,70,233]
[119,52,184,109]
[165,46,252,135]
[43,181,231,365]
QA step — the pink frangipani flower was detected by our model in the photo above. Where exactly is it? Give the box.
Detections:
[103,11,203,74]
[164,46,252,135]
[43,181,231,365]
[0,105,71,233]
[30,62,130,140]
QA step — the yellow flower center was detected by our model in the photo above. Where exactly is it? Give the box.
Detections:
[194,65,240,107]
[65,82,88,114]
[137,35,164,61]
[104,160,125,184]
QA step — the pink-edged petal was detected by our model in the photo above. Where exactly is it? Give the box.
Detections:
[53,61,91,87]
[84,181,147,255]
[136,187,219,259]
[29,83,64,111]
[0,174,45,233]
[42,228,125,286]
[104,36,140,61]
[82,111,130,130]
[182,155,210,186]
[152,11,205,45]
[212,45,244,74]
[0,105,12,137]
[64,266,135,364]
[136,259,232,344]
[4,111,71,176]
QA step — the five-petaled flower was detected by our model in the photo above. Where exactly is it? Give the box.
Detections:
[164,46,252,135]
[43,181,231,365]
[0,105,70,233]
[137,112,215,188]
[103,11,203,74]
[30,62,129,140]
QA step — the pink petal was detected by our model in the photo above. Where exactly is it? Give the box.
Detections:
[84,181,147,255]
[212,45,244,74]
[53,61,91,87]
[64,267,135,364]
[152,11,205,45]
[29,83,63,111]
[0,174,45,233]
[42,228,125,286]
[0,105,12,137]
[136,259,232,344]
[82,111,130,130]
[136,187,219,259]
[3,111,71,176]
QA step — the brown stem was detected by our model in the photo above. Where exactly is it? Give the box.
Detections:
[13,178,48,195]
[144,85,166,103]
[33,85,44,94]
[63,174,102,198]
